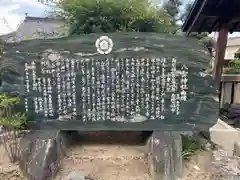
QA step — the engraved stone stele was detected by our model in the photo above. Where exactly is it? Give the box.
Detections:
[2,32,219,131]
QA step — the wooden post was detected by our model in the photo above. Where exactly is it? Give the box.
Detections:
[212,27,228,81]
[148,131,182,180]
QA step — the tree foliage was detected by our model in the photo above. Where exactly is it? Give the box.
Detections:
[163,0,182,22]
[179,2,192,22]
[38,0,214,56]
[55,0,175,35]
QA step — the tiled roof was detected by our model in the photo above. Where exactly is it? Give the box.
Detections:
[0,16,69,43]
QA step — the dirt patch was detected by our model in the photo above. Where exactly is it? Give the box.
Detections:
[0,145,25,180]
[54,131,151,180]
[182,151,216,180]
[54,132,215,180]
[55,146,221,180]
[0,132,238,180]
[54,144,151,180]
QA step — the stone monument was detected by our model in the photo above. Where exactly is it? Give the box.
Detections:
[2,32,219,180]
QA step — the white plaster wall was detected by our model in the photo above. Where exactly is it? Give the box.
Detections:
[225,45,240,60]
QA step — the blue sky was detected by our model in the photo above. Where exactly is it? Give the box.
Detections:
[0,0,239,38]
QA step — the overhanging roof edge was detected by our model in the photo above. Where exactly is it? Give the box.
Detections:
[182,0,206,33]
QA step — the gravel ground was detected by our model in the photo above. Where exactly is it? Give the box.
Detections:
[211,149,240,179]
[0,133,240,180]
[54,144,152,180]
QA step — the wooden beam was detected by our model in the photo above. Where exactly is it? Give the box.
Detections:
[229,22,238,33]
[229,17,240,23]
[210,19,219,33]
[216,0,225,8]
[198,18,207,33]
[212,26,228,81]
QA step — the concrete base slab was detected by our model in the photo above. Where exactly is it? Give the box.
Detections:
[210,119,240,156]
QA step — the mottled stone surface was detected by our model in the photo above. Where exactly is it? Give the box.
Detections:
[18,131,68,180]
[2,32,219,131]
[66,172,87,180]
[148,131,182,180]
[212,148,240,179]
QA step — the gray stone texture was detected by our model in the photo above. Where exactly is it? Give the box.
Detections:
[2,32,219,131]
[18,131,68,180]
[148,131,182,180]
[66,171,87,180]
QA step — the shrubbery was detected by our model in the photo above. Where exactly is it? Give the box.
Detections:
[223,59,240,74]
[57,0,175,35]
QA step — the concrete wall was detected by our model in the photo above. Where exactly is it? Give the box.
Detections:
[225,45,240,59]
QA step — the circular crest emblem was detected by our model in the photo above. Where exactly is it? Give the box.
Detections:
[95,36,113,54]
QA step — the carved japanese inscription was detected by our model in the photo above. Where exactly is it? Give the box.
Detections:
[24,54,188,123]
[2,33,219,130]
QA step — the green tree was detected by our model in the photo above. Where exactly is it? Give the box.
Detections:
[44,0,175,35]
[180,2,192,22]
[163,0,182,22]
[0,39,27,163]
